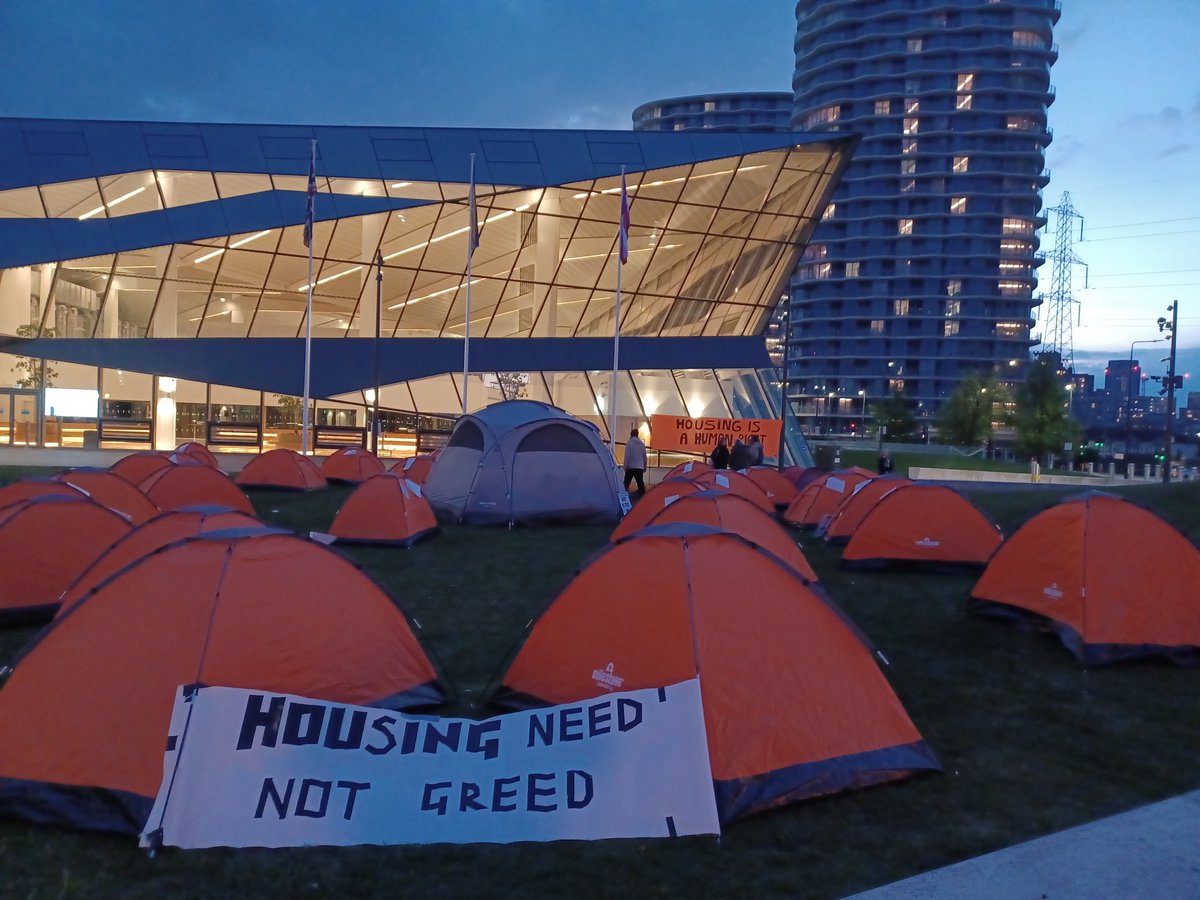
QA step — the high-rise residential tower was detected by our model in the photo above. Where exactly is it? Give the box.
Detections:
[790,0,1059,433]
[632,92,793,133]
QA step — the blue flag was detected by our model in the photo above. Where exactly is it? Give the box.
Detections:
[303,145,317,249]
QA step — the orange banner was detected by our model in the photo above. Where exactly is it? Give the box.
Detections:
[649,415,782,456]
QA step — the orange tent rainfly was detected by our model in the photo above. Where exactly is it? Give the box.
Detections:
[0,477,81,509]
[0,494,132,623]
[174,442,219,467]
[610,478,705,541]
[234,448,326,491]
[742,466,798,509]
[492,524,939,823]
[970,493,1200,664]
[783,470,875,529]
[630,490,818,581]
[327,474,439,546]
[821,476,912,544]
[662,460,712,482]
[53,468,160,525]
[391,454,437,486]
[842,484,1002,570]
[55,506,261,618]
[321,447,387,484]
[685,469,774,514]
[109,450,202,486]
[0,528,445,834]
[139,464,256,515]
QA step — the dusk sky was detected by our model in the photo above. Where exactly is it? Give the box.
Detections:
[1,0,1198,375]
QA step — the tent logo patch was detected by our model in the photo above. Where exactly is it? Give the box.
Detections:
[591,662,625,691]
[1043,582,1064,600]
[914,537,941,548]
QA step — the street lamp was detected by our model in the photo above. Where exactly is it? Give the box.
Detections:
[857,389,866,435]
[1159,302,1180,484]
[1128,337,1167,456]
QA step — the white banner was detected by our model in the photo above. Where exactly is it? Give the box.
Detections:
[140,680,718,849]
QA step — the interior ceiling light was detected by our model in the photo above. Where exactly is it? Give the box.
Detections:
[382,204,531,262]
[78,186,147,220]
[388,277,482,311]
[192,229,273,265]
[571,165,767,200]
[299,265,363,292]
[564,244,679,263]
[391,182,412,189]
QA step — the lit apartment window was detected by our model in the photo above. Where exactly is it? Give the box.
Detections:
[945,298,961,317]
[821,203,837,221]
[907,38,923,52]
[946,279,962,296]
[998,280,1026,296]
[903,139,918,155]
[956,93,972,110]
[804,105,841,128]
[1000,238,1030,255]
[953,155,969,173]
[894,299,910,316]
[956,73,974,92]
[905,97,920,114]
[1003,217,1034,235]
[889,378,906,392]
[898,218,914,235]
[903,117,919,135]
[704,100,716,112]
[674,122,685,131]
[996,322,1026,338]
[901,179,916,193]
[999,261,1031,275]
[1007,115,1036,130]
[1012,30,1046,49]
[814,262,833,279]
[875,99,891,115]
[944,320,960,336]
[901,159,917,175]
[845,261,861,277]
[802,243,828,260]
[870,319,886,334]
[950,196,968,214]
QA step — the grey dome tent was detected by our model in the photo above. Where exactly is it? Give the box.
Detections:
[424,400,622,525]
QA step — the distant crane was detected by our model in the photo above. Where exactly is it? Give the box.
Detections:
[1041,192,1086,371]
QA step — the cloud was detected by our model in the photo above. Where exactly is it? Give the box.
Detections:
[1160,143,1192,158]
[550,105,629,130]
[1117,105,1185,131]
[1047,136,1086,169]
[1056,24,1090,51]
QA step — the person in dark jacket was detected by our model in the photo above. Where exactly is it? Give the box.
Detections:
[729,438,753,471]
[748,435,765,466]
[710,438,730,469]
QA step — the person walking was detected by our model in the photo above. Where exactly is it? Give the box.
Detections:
[710,437,730,470]
[748,435,765,467]
[878,449,894,475]
[623,428,647,498]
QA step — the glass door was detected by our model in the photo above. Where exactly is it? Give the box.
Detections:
[0,393,11,445]
[11,391,40,446]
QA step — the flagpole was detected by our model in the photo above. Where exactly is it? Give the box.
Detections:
[610,166,626,459]
[462,153,475,417]
[302,138,316,455]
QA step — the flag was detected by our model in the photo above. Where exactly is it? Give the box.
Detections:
[467,158,480,259]
[618,170,630,265]
[303,144,317,249]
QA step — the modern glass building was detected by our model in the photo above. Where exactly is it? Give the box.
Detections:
[632,93,794,133]
[790,0,1059,433]
[0,118,853,462]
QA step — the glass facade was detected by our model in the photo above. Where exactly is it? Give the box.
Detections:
[0,120,852,463]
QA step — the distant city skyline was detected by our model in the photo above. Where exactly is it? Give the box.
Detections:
[1,0,1197,365]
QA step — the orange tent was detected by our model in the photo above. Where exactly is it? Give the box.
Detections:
[782,465,810,485]
[56,506,261,618]
[110,450,203,486]
[742,466,798,509]
[0,477,80,509]
[0,529,444,833]
[610,479,705,540]
[391,454,436,486]
[322,446,387,483]
[53,468,160,525]
[174,442,219,467]
[685,469,774,514]
[0,495,132,623]
[970,493,1200,664]
[234,448,326,491]
[842,484,1002,570]
[328,474,439,546]
[782,470,875,529]
[139,464,256,515]
[662,460,712,481]
[630,490,817,581]
[493,524,939,822]
[822,476,913,545]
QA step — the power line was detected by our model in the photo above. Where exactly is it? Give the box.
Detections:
[1089,267,1200,278]
[1080,228,1200,243]
[1084,215,1200,232]
[1082,282,1200,290]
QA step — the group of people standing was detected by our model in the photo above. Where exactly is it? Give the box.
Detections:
[620,429,767,501]
[708,435,764,471]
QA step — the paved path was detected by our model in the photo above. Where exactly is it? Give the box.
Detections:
[847,791,1200,899]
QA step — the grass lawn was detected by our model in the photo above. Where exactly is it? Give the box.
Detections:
[1,475,1198,899]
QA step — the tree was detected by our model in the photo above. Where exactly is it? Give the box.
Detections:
[496,372,529,400]
[870,390,917,440]
[1013,357,1078,462]
[12,324,56,389]
[273,394,302,428]
[937,374,1011,447]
